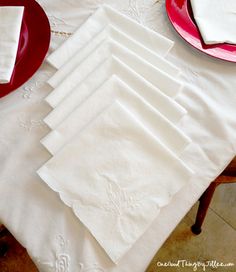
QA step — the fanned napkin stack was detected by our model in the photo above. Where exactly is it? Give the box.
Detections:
[191,0,236,44]
[38,5,194,263]
[0,6,24,83]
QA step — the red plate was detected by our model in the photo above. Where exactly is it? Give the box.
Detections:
[166,0,236,62]
[0,0,50,98]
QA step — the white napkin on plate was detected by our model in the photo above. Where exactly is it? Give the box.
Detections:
[45,56,187,129]
[37,100,193,263]
[0,6,24,84]
[47,4,174,69]
[191,0,236,44]
[41,76,191,155]
[45,38,183,108]
[48,24,180,89]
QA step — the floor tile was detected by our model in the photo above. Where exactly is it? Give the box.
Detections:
[147,202,236,272]
[209,183,236,230]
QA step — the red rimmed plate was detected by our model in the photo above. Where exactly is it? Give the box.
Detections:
[0,0,50,98]
[166,0,236,62]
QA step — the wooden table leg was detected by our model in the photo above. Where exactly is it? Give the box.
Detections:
[191,182,219,235]
[0,242,8,257]
[0,225,9,257]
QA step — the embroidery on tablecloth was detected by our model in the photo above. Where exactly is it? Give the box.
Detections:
[36,0,75,37]
[121,0,152,25]
[21,71,52,100]
[35,235,105,272]
[18,114,46,132]
[35,235,70,272]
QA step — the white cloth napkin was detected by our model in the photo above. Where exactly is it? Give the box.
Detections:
[191,0,236,44]
[45,56,187,129]
[45,38,183,108]
[37,100,193,263]
[0,6,24,83]
[48,24,180,88]
[47,4,174,69]
[41,76,191,155]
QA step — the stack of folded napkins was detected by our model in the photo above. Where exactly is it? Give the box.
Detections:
[37,5,194,263]
[0,6,24,83]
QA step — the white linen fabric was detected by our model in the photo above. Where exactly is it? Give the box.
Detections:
[47,4,174,68]
[190,0,236,44]
[38,101,193,263]
[0,1,236,272]
[0,6,24,83]
[45,38,183,108]
[44,56,187,129]
[42,76,191,155]
[48,24,180,88]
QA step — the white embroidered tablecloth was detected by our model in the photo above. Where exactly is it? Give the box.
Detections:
[0,1,236,271]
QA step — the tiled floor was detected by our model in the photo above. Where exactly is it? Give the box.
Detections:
[147,183,236,272]
[0,184,235,272]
